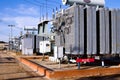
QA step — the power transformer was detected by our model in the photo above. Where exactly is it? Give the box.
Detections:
[52,4,120,56]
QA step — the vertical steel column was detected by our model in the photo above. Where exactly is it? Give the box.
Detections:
[111,9,117,54]
[79,5,84,55]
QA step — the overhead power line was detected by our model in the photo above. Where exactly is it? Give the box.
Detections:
[24,0,54,9]
[34,0,59,7]
[47,0,61,4]
[14,26,23,30]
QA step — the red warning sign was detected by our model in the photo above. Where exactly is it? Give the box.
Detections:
[76,58,95,63]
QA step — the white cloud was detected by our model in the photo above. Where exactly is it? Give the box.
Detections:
[2,4,40,28]
[15,4,39,16]
[5,4,40,16]
[15,16,39,28]
[0,4,41,41]
[1,16,40,42]
[2,16,39,28]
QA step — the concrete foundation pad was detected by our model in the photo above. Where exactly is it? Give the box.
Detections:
[18,57,120,80]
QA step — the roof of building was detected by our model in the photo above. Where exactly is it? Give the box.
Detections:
[38,20,49,27]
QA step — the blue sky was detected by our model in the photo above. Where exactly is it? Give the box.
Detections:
[0,0,120,42]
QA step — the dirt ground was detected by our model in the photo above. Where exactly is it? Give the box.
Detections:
[29,58,120,80]
[29,58,120,71]
[0,51,48,80]
[60,74,120,80]
[1,51,120,80]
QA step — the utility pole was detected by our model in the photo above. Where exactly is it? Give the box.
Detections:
[8,25,15,41]
[8,25,15,50]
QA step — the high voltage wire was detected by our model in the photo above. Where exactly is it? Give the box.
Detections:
[34,0,57,7]
[47,0,61,4]
[34,0,62,10]
[24,0,54,9]
[24,0,63,12]
[24,0,63,20]
[35,0,63,11]
[14,27,23,31]
[24,0,40,6]
[24,0,66,21]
